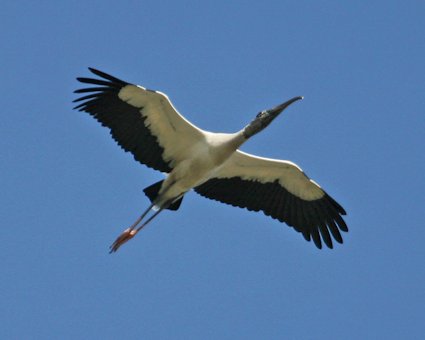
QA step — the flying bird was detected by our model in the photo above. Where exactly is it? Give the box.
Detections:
[73,68,347,252]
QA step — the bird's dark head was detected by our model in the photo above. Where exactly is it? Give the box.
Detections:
[243,96,303,139]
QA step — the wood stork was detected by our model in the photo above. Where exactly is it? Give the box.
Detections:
[73,68,347,252]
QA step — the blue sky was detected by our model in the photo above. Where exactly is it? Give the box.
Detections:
[1,1,424,339]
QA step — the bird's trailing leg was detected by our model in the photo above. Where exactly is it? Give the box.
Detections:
[109,202,155,253]
[109,196,181,253]
[109,227,138,254]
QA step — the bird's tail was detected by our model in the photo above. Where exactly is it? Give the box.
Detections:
[143,180,183,211]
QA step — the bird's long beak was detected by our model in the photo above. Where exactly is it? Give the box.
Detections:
[244,96,304,139]
[267,96,304,118]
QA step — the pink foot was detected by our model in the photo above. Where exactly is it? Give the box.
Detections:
[109,228,138,253]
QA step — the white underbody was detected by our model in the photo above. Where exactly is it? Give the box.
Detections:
[158,132,245,206]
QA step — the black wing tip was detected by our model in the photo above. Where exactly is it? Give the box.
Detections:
[87,67,111,79]
[75,76,92,83]
[73,68,130,110]
[75,68,129,88]
[88,67,128,85]
[324,192,347,215]
[74,67,98,82]
[300,218,346,250]
[313,239,323,249]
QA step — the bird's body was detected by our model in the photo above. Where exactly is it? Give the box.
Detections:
[74,68,348,252]
[157,131,244,206]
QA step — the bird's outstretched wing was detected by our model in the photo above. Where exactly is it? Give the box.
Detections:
[73,68,204,172]
[195,150,347,249]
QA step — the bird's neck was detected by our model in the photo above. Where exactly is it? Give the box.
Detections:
[218,131,247,153]
[242,119,263,139]
[201,131,246,167]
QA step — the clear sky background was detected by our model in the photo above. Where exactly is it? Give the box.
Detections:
[1,1,424,339]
